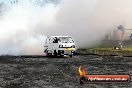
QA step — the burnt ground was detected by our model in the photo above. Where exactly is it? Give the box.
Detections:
[0,55,132,88]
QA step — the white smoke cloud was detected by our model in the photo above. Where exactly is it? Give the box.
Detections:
[54,0,132,48]
[0,0,132,55]
[0,1,58,55]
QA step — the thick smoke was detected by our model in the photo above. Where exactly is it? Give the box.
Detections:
[0,0,132,55]
[0,0,58,55]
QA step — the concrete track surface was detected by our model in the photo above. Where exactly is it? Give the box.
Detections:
[0,55,132,88]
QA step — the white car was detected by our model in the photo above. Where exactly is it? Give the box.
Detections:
[44,36,76,57]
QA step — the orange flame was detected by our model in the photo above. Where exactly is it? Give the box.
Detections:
[78,66,86,76]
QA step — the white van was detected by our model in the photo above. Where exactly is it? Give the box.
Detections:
[44,36,76,57]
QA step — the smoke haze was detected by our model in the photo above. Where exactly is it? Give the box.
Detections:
[0,0,132,55]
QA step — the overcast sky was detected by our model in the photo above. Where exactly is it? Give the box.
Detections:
[0,0,10,4]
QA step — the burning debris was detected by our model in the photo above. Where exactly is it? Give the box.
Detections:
[78,66,86,76]
[77,66,86,84]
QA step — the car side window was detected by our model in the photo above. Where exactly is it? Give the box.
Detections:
[53,37,58,43]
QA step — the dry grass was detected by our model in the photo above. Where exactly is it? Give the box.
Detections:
[90,45,132,52]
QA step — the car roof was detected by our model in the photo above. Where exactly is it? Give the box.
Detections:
[51,36,70,38]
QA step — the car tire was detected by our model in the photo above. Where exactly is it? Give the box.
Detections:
[69,55,72,57]
[54,50,57,56]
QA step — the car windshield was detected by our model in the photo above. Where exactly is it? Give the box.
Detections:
[58,37,74,43]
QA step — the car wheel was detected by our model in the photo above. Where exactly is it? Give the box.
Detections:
[69,55,72,57]
[54,50,57,56]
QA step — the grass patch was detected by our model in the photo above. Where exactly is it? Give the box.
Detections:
[78,45,132,52]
